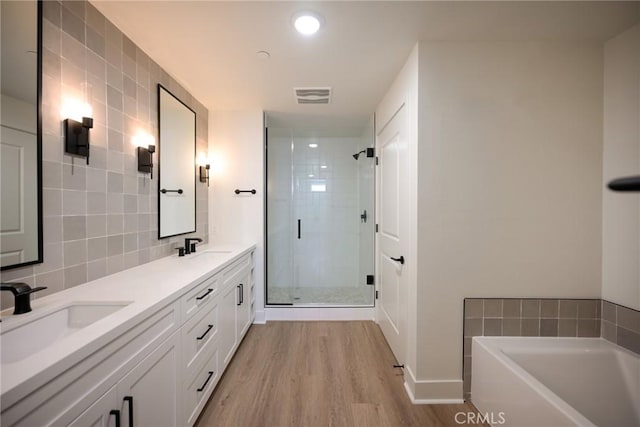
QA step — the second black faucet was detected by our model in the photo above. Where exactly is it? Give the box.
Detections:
[184,237,203,254]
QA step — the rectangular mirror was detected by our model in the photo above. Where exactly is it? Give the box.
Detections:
[158,84,196,239]
[1,0,42,270]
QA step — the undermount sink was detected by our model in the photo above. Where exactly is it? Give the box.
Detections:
[190,250,232,259]
[0,302,130,364]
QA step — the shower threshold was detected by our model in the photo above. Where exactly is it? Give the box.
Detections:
[267,286,374,307]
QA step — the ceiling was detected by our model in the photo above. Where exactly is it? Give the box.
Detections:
[93,1,640,132]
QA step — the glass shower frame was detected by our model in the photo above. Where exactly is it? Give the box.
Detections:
[265,122,376,307]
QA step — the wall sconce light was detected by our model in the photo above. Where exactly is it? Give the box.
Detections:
[63,83,93,164]
[137,145,156,178]
[64,116,93,164]
[199,164,210,186]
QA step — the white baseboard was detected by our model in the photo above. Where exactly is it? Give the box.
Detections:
[404,365,464,404]
[265,307,375,321]
[253,309,266,324]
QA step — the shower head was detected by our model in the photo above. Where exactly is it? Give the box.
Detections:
[353,150,366,160]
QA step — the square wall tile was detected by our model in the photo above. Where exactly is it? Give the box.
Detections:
[540,300,559,318]
[522,300,540,318]
[465,299,483,318]
[483,300,502,318]
[559,300,578,318]
[503,299,521,318]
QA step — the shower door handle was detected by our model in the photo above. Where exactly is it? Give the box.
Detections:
[297,219,301,239]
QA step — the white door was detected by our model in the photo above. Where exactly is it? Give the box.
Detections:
[1,126,38,266]
[117,332,180,427]
[376,105,408,364]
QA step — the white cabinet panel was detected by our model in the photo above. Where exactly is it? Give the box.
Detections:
[69,386,118,427]
[219,282,238,367]
[181,273,219,321]
[236,268,252,340]
[117,331,180,427]
[184,347,219,426]
[182,298,218,376]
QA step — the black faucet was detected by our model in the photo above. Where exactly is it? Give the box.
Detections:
[184,238,203,254]
[1,283,47,315]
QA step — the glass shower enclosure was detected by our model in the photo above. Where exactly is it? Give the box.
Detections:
[266,118,375,306]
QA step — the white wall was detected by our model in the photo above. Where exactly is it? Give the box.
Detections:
[208,110,265,321]
[413,42,604,399]
[602,23,640,311]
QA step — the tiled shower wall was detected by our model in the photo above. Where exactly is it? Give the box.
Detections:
[0,0,208,308]
[463,298,640,401]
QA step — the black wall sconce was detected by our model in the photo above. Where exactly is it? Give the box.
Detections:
[137,145,156,178]
[199,164,210,186]
[64,117,93,164]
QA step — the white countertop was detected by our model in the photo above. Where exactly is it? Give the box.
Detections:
[0,243,255,406]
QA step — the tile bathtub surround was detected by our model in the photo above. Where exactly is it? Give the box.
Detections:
[462,298,602,400]
[601,300,640,355]
[0,1,208,309]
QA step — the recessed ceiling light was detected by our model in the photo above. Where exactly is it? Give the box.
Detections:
[320,165,327,169]
[308,174,315,178]
[293,12,323,36]
[308,143,318,148]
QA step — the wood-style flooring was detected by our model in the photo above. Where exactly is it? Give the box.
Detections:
[195,321,485,427]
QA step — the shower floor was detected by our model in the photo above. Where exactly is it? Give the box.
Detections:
[267,286,374,306]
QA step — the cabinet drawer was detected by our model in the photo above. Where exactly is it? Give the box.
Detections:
[182,298,218,376]
[184,347,219,426]
[222,254,251,284]
[181,272,220,321]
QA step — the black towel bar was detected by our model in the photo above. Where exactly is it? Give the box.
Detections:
[235,189,256,195]
[608,175,640,192]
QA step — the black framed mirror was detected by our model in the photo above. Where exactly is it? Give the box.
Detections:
[157,84,196,239]
[0,0,43,270]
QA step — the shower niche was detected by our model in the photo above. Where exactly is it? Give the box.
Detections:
[265,115,375,307]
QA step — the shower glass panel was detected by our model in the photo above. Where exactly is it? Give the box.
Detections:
[266,119,375,307]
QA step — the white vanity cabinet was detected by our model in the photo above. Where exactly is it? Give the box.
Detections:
[0,246,256,427]
[1,301,181,426]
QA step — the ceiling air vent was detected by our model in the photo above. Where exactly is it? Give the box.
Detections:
[294,87,331,105]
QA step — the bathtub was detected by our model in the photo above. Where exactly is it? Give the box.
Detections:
[471,337,640,427]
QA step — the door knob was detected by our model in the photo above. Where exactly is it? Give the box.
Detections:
[390,255,405,265]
